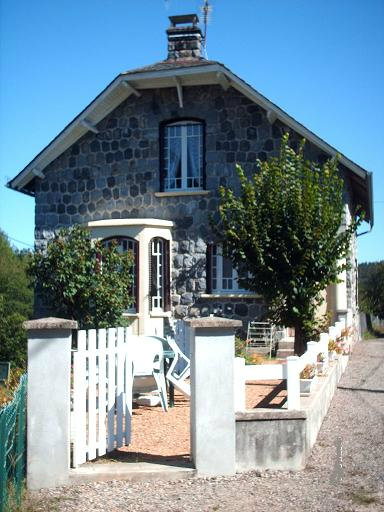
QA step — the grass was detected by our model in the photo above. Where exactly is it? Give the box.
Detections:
[3,484,67,512]
[363,327,384,340]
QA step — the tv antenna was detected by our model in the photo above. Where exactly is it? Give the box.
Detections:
[201,0,213,58]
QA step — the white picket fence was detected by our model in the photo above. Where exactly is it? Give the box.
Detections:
[234,318,351,412]
[71,327,133,467]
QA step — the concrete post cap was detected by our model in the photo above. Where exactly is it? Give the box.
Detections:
[183,316,242,329]
[23,317,78,330]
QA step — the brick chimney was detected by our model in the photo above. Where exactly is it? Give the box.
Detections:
[167,14,203,60]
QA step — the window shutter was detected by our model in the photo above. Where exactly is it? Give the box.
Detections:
[164,239,171,312]
[202,122,207,190]
[159,125,165,192]
[206,243,213,294]
[149,240,153,311]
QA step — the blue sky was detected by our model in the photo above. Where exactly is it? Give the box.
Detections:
[0,0,383,262]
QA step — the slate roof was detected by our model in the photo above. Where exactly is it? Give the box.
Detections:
[121,58,220,74]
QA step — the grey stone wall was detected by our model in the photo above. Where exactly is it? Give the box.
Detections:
[33,83,357,327]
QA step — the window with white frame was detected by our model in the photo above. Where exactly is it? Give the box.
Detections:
[210,244,248,293]
[162,120,204,191]
[102,236,138,312]
[150,237,170,311]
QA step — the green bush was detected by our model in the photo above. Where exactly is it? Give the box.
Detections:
[28,226,134,329]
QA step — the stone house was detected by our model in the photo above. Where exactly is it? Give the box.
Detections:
[8,14,373,336]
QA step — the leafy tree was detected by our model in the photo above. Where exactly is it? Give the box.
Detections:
[359,261,384,321]
[214,133,362,355]
[0,232,33,368]
[28,226,134,329]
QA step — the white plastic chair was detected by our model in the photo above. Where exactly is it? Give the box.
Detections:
[164,336,191,398]
[130,335,168,411]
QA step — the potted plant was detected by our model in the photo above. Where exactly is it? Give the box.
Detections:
[300,363,316,395]
[339,330,352,355]
[316,352,327,375]
[328,339,337,361]
[335,338,344,356]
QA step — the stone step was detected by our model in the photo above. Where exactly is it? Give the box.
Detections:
[69,462,196,485]
[278,340,295,350]
[276,349,295,358]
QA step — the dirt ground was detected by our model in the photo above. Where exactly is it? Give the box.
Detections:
[102,379,287,463]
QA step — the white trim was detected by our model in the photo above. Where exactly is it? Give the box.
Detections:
[155,190,209,198]
[149,311,172,318]
[121,80,141,97]
[216,71,231,91]
[266,110,277,124]
[80,119,99,134]
[32,168,45,179]
[85,218,174,228]
[173,76,183,108]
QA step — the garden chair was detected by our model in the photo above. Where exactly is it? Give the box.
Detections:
[130,335,168,412]
[164,336,191,398]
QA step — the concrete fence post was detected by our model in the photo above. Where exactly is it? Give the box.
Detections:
[286,356,300,410]
[184,317,242,477]
[328,325,337,341]
[24,317,78,490]
[307,341,318,364]
[234,357,246,413]
[335,320,345,337]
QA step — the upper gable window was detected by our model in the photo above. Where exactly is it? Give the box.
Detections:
[162,120,204,191]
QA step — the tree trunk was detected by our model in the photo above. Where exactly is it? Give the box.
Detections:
[294,323,307,356]
[366,313,373,332]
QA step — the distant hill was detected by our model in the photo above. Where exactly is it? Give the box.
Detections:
[359,261,384,286]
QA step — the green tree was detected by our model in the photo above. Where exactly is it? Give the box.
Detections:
[215,134,362,355]
[359,261,384,321]
[28,226,134,329]
[0,232,33,368]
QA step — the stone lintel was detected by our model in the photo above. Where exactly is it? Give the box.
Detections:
[183,316,242,329]
[24,317,78,331]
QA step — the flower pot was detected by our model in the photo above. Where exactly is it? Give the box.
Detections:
[300,377,315,395]
[328,350,336,362]
[316,362,327,376]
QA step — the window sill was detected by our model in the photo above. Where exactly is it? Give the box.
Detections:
[150,311,172,318]
[122,312,139,317]
[155,190,210,198]
[200,293,262,299]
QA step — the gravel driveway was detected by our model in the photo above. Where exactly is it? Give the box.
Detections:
[32,339,384,512]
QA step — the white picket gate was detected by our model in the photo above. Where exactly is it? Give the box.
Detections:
[71,327,133,467]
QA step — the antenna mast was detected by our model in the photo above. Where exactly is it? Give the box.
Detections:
[202,0,212,58]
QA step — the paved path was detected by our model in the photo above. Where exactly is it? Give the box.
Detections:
[33,340,384,511]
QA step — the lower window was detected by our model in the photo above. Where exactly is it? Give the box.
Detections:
[208,244,248,293]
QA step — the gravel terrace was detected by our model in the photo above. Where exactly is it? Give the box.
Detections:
[31,340,384,511]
